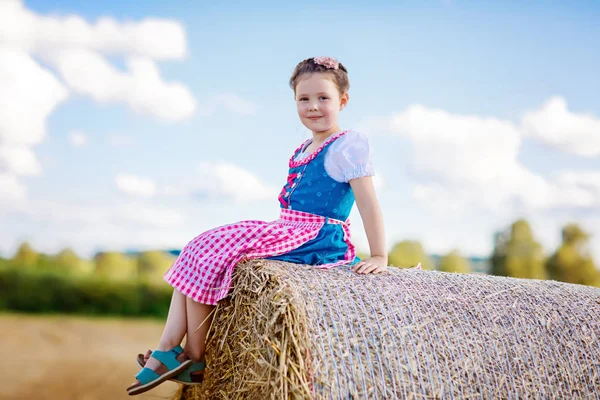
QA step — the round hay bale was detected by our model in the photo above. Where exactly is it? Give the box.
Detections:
[175,260,600,399]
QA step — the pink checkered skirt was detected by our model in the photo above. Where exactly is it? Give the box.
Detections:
[163,208,353,305]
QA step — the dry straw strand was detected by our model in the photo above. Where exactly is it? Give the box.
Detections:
[172,260,600,400]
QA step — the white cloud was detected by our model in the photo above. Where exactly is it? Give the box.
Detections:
[47,50,197,121]
[360,100,600,260]
[0,145,42,176]
[0,172,27,202]
[522,96,600,157]
[2,197,182,229]
[68,130,87,147]
[0,197,188,257]
[0,1,265,258]
[388,104,522,186]
[363,102,600,213]
[0,0,187,60]
[115,173,157,197]
[141,162,278,203]
[365,104,536,210]
[0,48,67,190]
[195,162,278,202]
[0,0,195,200]
[1,0,196,125]
[0,48,68,148]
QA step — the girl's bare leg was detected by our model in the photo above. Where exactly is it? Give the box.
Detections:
[143,289,188,372]
[140,295,216,366]
[183,297,215,363]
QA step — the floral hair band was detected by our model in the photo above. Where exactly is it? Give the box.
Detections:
[313,56,339,70]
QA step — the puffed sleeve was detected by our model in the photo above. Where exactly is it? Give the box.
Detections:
[325,130,375,183]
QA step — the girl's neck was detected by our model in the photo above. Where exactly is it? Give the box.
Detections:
[311,127,342,146]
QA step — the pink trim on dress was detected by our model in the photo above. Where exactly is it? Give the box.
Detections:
[289,130,349,168]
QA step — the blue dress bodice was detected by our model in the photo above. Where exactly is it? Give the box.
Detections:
[278,132,355,220]
[269,131,359,266]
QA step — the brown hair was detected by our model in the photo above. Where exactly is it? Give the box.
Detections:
[289,57,349,94]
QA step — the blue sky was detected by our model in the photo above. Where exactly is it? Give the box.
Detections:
[1,0,599,262]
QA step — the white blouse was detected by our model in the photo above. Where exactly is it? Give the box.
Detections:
[295,130,375,183]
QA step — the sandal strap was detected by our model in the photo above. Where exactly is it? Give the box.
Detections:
[150,345,185,370]
[186,360,206,373]
[176,361,206,382]
[135,367,160,385]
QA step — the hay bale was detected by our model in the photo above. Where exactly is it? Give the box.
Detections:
[176,260,600,399]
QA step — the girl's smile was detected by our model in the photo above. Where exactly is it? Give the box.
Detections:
[295,73,348,137]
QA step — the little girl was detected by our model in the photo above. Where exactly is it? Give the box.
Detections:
[126,56,391,395]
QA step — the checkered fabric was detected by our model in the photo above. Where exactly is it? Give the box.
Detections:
[164,208,354,305]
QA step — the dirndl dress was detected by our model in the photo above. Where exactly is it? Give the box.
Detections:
[164,130,360,305]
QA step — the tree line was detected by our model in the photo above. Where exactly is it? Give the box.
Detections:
[3,218,598,288]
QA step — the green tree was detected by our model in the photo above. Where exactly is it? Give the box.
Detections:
[13,242,39,267]
[546,223,598,286]
[55,248,83,273]
[94,252,136,280]
[36,254,58,271]
[439,250,471,274]
[491,219,546,279]
[388,240,435,270]
[137,251,174,283]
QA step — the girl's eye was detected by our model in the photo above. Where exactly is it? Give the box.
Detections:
[320,96,329,100]
[299,98,308,101]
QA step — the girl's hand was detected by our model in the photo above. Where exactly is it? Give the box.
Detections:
[351,256,388,274]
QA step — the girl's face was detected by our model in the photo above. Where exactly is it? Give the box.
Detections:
[295,73,348,136]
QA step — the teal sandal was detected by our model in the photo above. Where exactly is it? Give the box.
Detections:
[136,352,206,385]
[127,345,192,396]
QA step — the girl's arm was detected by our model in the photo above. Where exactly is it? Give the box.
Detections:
[349,176,388,274]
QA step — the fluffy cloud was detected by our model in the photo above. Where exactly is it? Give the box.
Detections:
[0,197,188,257]
[4,198,182,229]
[0,49,68,147]
[0,48,68,180]
[118,162,278,203]
[0,0,187,60]
[522,96,600,157]
[0,145,42,176]
[364,103,600,212]
[115,174,157,198]
[387,105,522,185]
[360,99,600,259]
[0,0,195,203]
[0,173,27,202]
[47,50,197,120]
[195,162,279,202]
[0,1,195,121]
[366,105,536,211]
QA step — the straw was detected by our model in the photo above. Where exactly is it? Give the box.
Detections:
[173,259,600,399]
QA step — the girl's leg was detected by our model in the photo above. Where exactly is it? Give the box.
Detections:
[140,296,216,365]
[184,297,215,363]
[143,289,189,372]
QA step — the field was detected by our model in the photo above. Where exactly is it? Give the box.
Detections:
[0,313,180,400]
